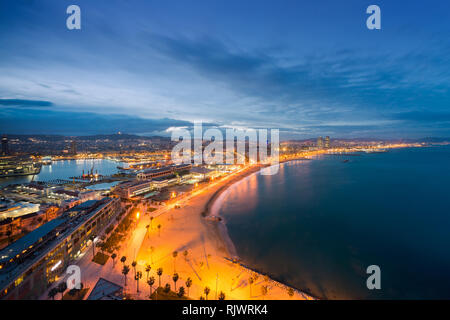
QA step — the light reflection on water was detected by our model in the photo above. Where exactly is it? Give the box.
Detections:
[0,159,125,187]
[218,147,450,299]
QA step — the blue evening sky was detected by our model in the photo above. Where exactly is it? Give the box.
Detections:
[0,0,449,138]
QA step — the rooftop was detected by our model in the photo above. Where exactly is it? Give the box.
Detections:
[87,278,123,300]
[0,217,67,265]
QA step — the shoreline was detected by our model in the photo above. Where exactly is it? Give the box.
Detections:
[201,160,317,299]
[202,165,267,260]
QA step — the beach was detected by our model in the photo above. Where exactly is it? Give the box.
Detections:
[133,164,315,300]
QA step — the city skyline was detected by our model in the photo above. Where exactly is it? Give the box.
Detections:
[1,1,450,139]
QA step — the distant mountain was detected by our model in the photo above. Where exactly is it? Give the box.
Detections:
[6,133,170,141]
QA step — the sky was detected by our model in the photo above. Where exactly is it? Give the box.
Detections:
[0,0,449,139]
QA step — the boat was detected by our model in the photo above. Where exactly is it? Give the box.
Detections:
[0,158,41,178]
[41,156,52,165]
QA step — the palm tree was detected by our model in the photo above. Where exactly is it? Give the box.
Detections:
[132,261,137,276]
[185,277,192,297]
[122,265,130,287]
[111,253,117,267]
[183,250,188,262]
[249,276,254,297]
[135,271,142,293]
[172,251,178,272]
[48,287,58,300]
[120,256,126,265]
[157,224,161,237]
[261,285,268,300]
[204,286,210,300]
[145,224,150,238]
[177,286,185,298]
[57,282,67,300]
[163,283,171,293]
[147,276,155,298]
[150,216,154,229]
[145,264,151,281]
[172,273,179,291]
[287,287,294,298]
[218,291,226,300]
[157,268,163,287]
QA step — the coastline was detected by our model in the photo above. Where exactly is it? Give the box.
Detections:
[202,165,267,260]
[135,162,315,299]
[201,161,317,299]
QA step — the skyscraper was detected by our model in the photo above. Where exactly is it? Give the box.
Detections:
[70,140,77,155]
[1,136,9,156]
[325,136,330,148]
[317,136,324,149]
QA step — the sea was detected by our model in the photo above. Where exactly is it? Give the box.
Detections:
[215,146,450,299]
[0,159,124,187]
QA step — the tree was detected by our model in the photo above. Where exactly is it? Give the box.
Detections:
[145,224,150,238]
[218,291,226,300]
[163,283,171,293]
[185,277,193,297]
[122,265,130,287]
[172,273,179,291]
[120,256,127,265]
[132,261,137,276]
[135,271,142,293]
[150,216,154,229]
[204,286,210,300]
[147,276,155,298]
[111,253,117,267]
[172,251,178,272]
[157,268,163,287]
[145,264,151,281]
[287,287,294,298]
[261,285,268,300]
[57,282,67,300]
[48,287,58,300]
[183,250,189,262]
[249,276,254,297]
[177,286,185,298]
[157,224,161,237]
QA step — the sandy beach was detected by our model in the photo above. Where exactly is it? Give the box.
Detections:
[133,164,315,300]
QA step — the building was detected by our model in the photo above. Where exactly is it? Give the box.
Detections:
[0,206,60,246]
[0,201,40,221]
[1,136,9,156]
[113,180,152,199]
[317,136,324,149]
[70,140,77,155]
[136,164,192,181]
[0,197,121,300]
[325,136,330,148]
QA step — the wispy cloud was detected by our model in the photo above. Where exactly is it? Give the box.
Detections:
[0,98,53,107]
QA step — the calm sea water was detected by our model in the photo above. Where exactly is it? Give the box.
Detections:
[0,159,124,187]
[217,146,450,299]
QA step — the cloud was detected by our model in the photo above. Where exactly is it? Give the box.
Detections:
[146,34,450,127]
[0,99,53,107]
[0,108,194,136]
[391,111,450,123]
